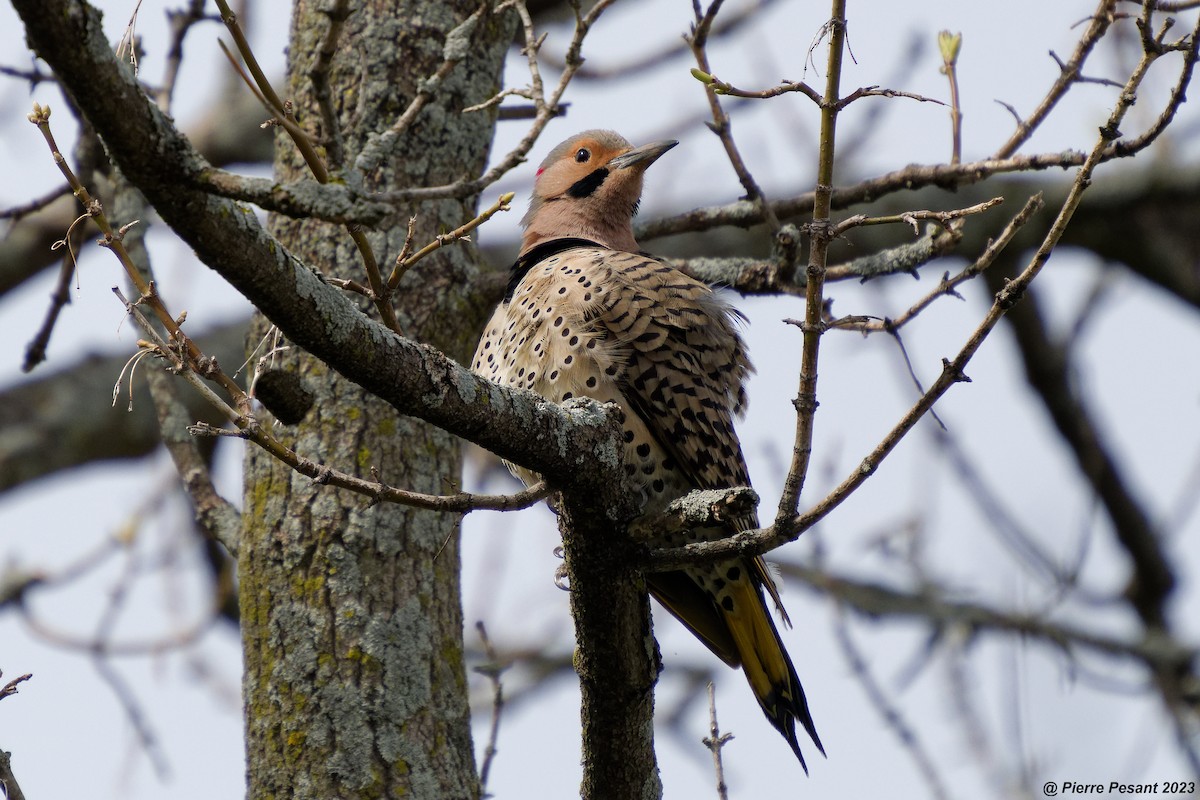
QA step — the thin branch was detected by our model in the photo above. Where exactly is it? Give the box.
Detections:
[833,84,945,111]
[91,538,169,778]
[824,223,961,285]
[772,0,847,527]
[0,183,71,220]
[943,629,1008,789]
[781,563,1196,669]
[0,672,33,702]
[212,27,325,181]
[22,218,85,372]
[842,194,1043,334]
[474,622,509,795]
[308,0,351,168]
[19,580,221,654]
[1111,10,1200,156]
[547,0,782,80]
[0,60,50,86]
[157,0,211,112]
[26,104,249,407]
[702,683,732,800]
[93,655,169,777]
[831,196,1003,236]
[691,69,822,104]
[688,0,781,232]
[148,365,242,555]
[211,0,405,335]
[988,280,1172,626]
[117,288,502,518]
[188,418,550,513]
[387,192,515,291]
[994,0,1116,158]
[634,150,1084,242]
[354,4,487,171]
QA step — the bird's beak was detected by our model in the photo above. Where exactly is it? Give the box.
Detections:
[609,139,678,171]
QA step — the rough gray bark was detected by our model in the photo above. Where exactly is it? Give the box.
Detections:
[238,3,512,798]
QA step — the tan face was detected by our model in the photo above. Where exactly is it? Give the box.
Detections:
[531,132,645,210]
[520,130,677,253]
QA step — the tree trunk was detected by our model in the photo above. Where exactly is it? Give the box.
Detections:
[239,3,513,798]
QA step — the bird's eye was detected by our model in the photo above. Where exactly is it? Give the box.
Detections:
[575,148,590,163]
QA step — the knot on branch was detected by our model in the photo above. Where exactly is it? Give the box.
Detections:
[940,358,971,384]
[628,487,759,542]
[253,368,314,425]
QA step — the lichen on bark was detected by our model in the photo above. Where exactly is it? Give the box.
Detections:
[239,3,515,798]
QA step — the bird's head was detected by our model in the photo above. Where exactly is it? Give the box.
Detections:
[520,129,677,255]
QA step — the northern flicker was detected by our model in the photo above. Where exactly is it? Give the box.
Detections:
[472,130,823,769]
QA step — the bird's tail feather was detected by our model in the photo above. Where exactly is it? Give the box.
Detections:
[723,578,824,772]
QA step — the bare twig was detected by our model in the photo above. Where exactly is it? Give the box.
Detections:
[148,365,242,555]
[22,217,85,372]
[545,0,781,80]
[943,629,1009,789]
[833,85,945,111]
[387,192,515,291]
[691,69,822,104]
[26,104,249,407]
[212,0,403,334]
[994,0,1116,158]
[474,622,509,795]
[839,194,1043,334]
[157,0,210,112]
[823,224,961,285]
[309,0,351,168]
[91,536,169,778]
[354,4,489,171]
[0,672,32,702]
[702,683,732,800]
[634,151,1084,242]
[688,0,781,232]
[772,0,847,528]
[186,417,551,513]
[782,562,1196,669]
[0,183,71,220]
[831,196,1002,236]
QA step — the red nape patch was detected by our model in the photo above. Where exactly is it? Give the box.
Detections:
[536,167,545,177]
